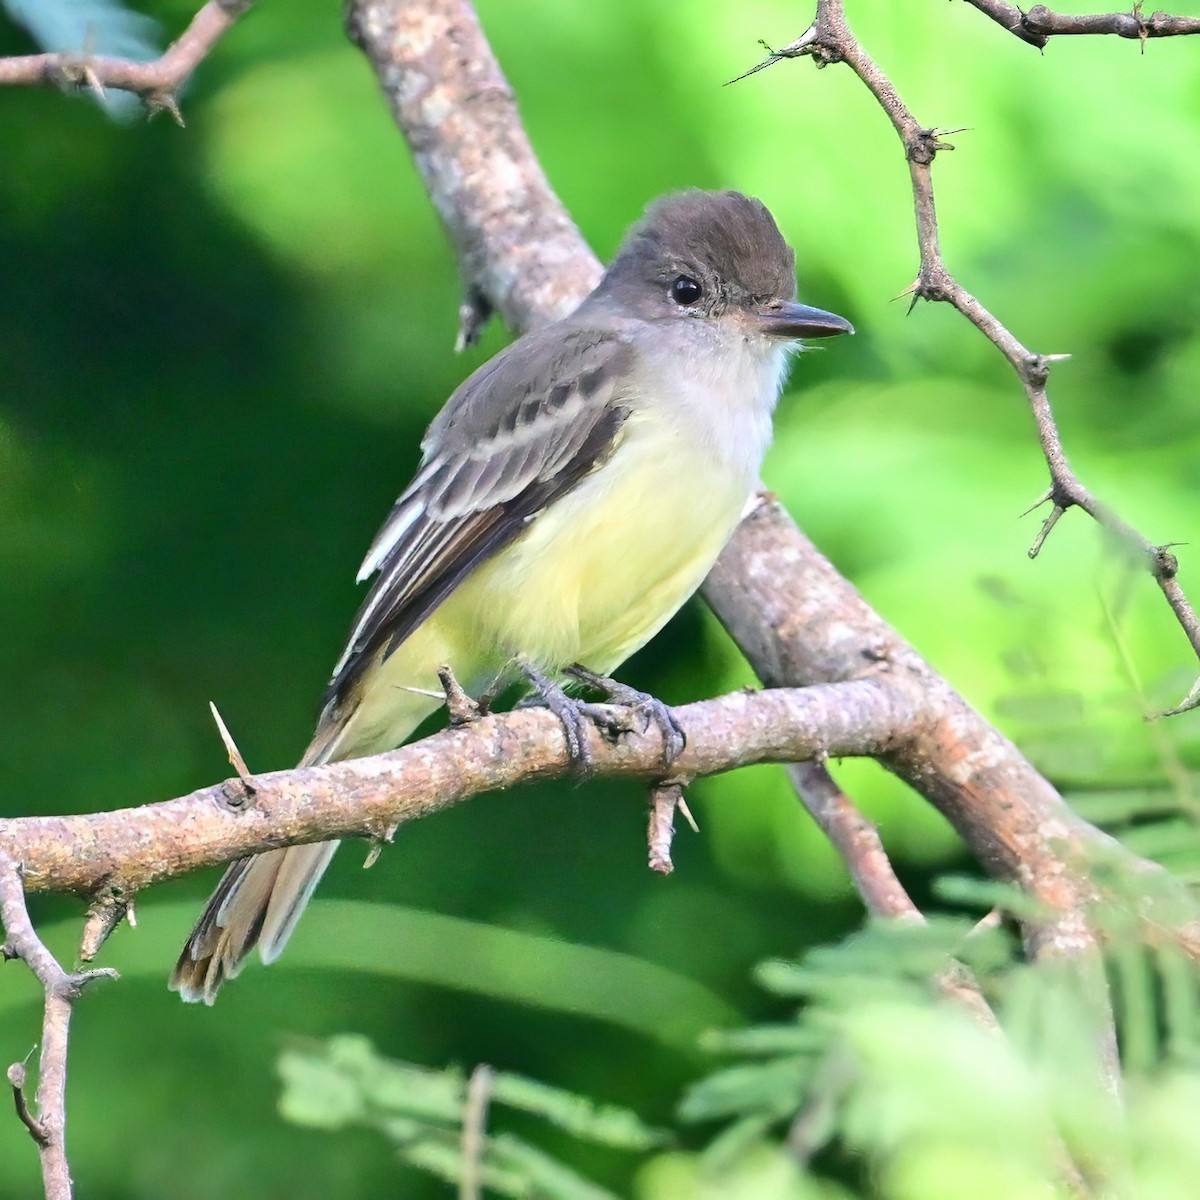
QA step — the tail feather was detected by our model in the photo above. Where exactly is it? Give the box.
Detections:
[171,640,455,1003]
[169,717,351,1005]
[169,842,339,1004]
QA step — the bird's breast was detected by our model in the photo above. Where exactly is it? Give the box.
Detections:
[458,391,766,673]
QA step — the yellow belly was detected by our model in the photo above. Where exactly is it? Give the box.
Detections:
[453,417,750,673]
[323,417,750,759]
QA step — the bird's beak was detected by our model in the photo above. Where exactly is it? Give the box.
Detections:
[754,300,854,339]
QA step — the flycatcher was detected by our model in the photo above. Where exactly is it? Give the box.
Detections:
[171,189,853,1003]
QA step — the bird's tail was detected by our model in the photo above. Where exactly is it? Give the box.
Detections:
[169,727,350,1005]
[170,641,471,1003]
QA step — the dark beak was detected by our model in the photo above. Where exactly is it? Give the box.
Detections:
[755,300,854,339]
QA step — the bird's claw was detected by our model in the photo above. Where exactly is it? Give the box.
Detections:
[517,660,686,774]
[564,665,686,767]
[517,662,595,773]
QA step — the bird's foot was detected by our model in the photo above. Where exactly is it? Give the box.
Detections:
[517,659,605,773]
[517,660,686,773]
[563,664,686,768]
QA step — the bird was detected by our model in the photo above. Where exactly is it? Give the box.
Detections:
[170,189,853,1003]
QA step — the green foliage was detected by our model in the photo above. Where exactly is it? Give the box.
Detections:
[277,902,1200,1199]
[667,908,1200,1200]
[279,1034,668,1199]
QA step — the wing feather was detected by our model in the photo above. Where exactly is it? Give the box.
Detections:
[321,323,636,715]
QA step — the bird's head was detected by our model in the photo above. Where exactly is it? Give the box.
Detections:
[598,189,853,343]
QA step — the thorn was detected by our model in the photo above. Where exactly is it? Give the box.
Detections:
[82,65,105,103]
[395,685,446,699]
[362,824,398,869]
[725,23,818,85]
[1149,674,1200,720]
[677,797,700,833]
[209,702,254,785]
[1020,488,1054,519]
[438,664,485,725]
[1028,504,1066,558]
[147,91,186,127]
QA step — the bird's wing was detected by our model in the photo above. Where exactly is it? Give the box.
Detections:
[321,323,636,712]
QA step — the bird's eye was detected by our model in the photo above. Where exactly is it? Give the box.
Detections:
[669,275,703,306]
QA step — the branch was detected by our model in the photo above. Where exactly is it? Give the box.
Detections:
[0,681,911,896]
[787,761,919,923]
[705,497,1094,937]
[739,1,1200,715]
[345,0,600,344]
[786,761,995,1023]
[962,1,1200,48]
[0,857,117,1200]
[0,0,254,120]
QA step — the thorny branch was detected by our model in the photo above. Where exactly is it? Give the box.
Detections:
[0,680,921,897]
[0,857,117,1200]
[739,1,1200,715]
[962,0,1200,49]
[0,0,254,122]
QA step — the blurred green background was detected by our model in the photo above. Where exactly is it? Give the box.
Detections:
[3,0,1200,1195]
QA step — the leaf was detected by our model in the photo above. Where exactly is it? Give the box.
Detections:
[678,1058,811,1124]
[699,1024,826,1058]
[277,1035,464,1128]
[492,1071,669,1151]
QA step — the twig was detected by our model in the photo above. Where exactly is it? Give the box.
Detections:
[78,892,133,963]
[0,0,254,120]
[963,1,1200,48]
[736,0,1136,1107]
[786,761,1091,1191]
[648,781,683,874]
[787,761,914,920]
[438,665,485,726]
[787,761,996,1023]
[736,0,1200,714]
[459,1063,494,1200]
[8,1061,48,1147]
[958,0,1051,47]
[0,856,118,1200]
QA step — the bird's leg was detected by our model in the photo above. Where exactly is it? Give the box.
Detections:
[515,658,596,772]
[563,664,686,767]
[516,660,687,773]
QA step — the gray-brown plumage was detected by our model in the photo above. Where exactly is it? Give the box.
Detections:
[170,190,852,1003]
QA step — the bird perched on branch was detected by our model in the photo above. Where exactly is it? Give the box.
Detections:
[171,189,853,1003]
